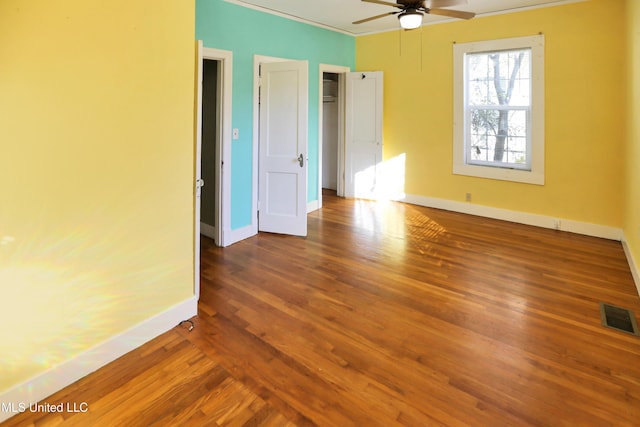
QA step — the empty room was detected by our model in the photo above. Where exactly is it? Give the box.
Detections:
[2,0,640,425]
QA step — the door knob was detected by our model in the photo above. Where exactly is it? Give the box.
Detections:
[297,154,304,167]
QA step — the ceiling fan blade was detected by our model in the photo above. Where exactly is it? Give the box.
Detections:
[353,11,399,24]
[361,0,404,9]
[428,8,475,19]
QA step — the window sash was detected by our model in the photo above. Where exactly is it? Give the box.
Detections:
[465,106,532,170]
[462,46,533,171]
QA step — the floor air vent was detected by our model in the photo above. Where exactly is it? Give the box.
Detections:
[599,303,640,336]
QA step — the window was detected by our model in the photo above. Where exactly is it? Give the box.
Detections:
[453,35,545,185]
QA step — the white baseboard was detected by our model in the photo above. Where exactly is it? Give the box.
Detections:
[307,199,319,213]
[622,239,640,297]
[403,194,624,241]
[200,221,216,240]
[0,296,198,423]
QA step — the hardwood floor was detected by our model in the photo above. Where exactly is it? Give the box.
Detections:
[5,191,640,426]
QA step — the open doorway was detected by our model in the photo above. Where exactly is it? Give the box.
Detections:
[197,46,232,250]
[201,58,221,244]
[318,65,349,207]
[322,72,339,193]
[195,44,232,298]
[195,44,233,299]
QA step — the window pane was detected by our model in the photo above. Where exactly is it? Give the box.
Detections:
[467,48,531,107]
[468,109,529,168]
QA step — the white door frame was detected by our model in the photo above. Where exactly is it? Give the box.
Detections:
[318,64,350,204]
[201,44,232,247]
[251,54,302,236]
[195,42,233,296]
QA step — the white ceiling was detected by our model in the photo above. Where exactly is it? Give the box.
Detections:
[224,0,580,35]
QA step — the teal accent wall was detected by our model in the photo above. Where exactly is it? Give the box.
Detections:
[196,0,355,230]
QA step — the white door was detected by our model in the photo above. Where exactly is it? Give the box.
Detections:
[258,60,308,236]
[345,71,383,199]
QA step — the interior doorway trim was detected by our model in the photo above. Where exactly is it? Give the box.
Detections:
[199,46,232,249]
[195,41,233,301]
[318,64,350,206]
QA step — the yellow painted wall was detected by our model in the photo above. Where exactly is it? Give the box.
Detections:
[0,0,195,390]
[356,0,625,228]
[625,0,640,285]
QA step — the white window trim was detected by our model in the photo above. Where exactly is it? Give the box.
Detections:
[453,34,545,185]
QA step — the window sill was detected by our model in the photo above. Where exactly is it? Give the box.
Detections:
[453,163,544,185]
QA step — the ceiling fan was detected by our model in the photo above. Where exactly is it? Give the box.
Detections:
[353,0,476,30]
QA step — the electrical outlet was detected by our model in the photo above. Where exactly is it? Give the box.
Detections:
[232,128,239,140]
[465,193,472,202]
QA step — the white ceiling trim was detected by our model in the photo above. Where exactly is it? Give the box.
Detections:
[223,0,355,36]
[465,0,585,22]
[223,0,586,37]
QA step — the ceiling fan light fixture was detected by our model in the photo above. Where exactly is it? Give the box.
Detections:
[398,10,423,29]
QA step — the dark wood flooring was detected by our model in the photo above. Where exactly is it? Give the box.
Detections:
[4,191,640,426]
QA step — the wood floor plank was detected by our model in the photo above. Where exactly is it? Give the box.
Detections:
[192,193,640,426]
[3,191,640,426]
